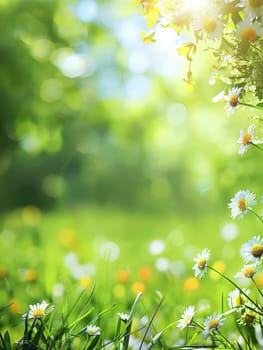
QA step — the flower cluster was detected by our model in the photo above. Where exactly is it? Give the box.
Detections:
[178,234,263,346]
[177,304,225,340]
[22,300,101,337]
[140,0,263,100]
[138,1,263,348]
[139,0,263,157]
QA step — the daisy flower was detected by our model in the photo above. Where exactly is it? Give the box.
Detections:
[192,12,224,40]
[238,301,258,325]
[235,263,258,278]
[177,305,196,329]
[227,288,251,308]
[164,5,192,29]
[238,124,255,155]
[203,312,225,339]
[239,0,263,18]
[86,325,101,336]
[23,300,55,319]
[117,312,130,322]
[224,87,242,115]
[241,235,263,263]
[237,18,263,42]
[228,189,257,219]
[193,248,210,279]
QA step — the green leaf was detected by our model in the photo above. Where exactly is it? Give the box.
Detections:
[0,331,12,350]
[122,293,143,350]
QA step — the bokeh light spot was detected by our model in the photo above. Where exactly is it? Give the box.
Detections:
[221,223,238,241]
[40,78,63,102]
[149,240,166,255]
[100,241,120,262]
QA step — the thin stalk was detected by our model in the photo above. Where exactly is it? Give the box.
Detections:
[239,102,263,111]
[191,320,205,331]
[251,142,263,153]
[139,297,164,350]
[114,318,122,350]
[207,266,262,312]
[215,329,236,349]
[249,42,263,53]
[251,277,263,299]
[249,209,263,223]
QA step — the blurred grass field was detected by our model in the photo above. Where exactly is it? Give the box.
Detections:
[1,204,262,344]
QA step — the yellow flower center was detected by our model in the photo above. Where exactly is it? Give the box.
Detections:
[238,198,247,211]
[183,316,191,325]
[229,95,239,107]
[249,0,263,8]
[203,18,217,33]
[79,276,91,288]
[198,257,207,269]
[242,133,252,145]
[32,309,45,318]
[243,267,256,278]
[234,294,242,307]
[208,319,219,330]
[251,243,263,258]
[241,28,257,42]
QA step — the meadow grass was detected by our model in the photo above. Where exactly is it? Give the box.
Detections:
[0,204,262,348]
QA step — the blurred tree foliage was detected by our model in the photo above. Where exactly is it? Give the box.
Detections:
[0,0,261,213]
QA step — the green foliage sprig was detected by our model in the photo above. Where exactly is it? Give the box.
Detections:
[137,0,263,100]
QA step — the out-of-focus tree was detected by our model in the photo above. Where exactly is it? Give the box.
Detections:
[0,0,261,213]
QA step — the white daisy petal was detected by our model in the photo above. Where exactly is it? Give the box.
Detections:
[86,325,101,336]
[203,313,225,339]
[228,190,257,219]
[177,305,196,329]
[23,300,55,320]
[227,288,251,308]
[241,235,263,263]
[192,248,210,279]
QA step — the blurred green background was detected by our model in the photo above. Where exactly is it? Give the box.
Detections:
[1,0,260,214]
[0,0,262,341]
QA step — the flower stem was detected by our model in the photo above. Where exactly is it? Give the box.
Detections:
[251,142,263,153]
[252,277,263,299]
[249,42,263,53]
[191,320,204,331]
[207,266,263,312]
[249,209,263,223]
[216,329,236,349]
[239,102,263,111]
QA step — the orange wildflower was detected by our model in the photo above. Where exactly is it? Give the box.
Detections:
[139,266,152,281]
[116,269,130,283]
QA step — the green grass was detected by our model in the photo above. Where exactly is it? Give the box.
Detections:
[0,204,262,348]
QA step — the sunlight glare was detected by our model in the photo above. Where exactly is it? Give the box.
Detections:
[183,0,208,12]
